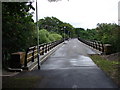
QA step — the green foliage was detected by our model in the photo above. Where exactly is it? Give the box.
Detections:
[39,29,51,43]
[95,23,120,52]
[48,34,55,41]
[76,23,120,52]
[39,29,63,44]
[37,17,75,38]
[2,2,75,68]
[2,2,36,64]
[38,17,63,33]
[51,33,62,40]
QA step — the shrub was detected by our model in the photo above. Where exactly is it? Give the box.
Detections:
[51,33,62,40]
[39,29,50,43]
[39,29,63,44]
[48,34,55,41]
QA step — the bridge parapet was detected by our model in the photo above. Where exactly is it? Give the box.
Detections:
[78,37,111,55]
[10,39,66,70]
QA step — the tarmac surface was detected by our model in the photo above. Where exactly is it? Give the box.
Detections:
[3,38,118,88]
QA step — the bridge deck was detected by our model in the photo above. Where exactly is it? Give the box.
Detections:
[3,38,118,88]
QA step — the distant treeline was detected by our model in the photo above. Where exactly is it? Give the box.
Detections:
[75,23,120,53]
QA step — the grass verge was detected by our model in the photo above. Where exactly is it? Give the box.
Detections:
[90,54,120,87]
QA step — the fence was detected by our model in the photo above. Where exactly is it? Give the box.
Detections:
[78,37,104,53]
[24,39,64,68]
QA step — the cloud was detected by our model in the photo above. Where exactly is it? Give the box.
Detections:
[32,0,119,29]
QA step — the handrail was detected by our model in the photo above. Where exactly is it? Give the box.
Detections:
[24,39,65,67]
[78,37,104,53]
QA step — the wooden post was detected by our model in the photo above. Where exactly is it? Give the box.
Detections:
[98,42,101,51]
[32,47,35,62]
[102,43,104,53]
[41,45,44,55]
[48,43,50,51]
[24,49,28,67]
[45,43,47,53]
[95,41,97,49]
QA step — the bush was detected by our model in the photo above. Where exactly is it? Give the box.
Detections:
[78,23,120,53]
[39,29,63,44]
[51,33,62,41]
[48,34,55,41]
[39,29,50,43]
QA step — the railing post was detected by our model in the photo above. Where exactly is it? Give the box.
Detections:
[48,43,50,51]
[24,49,28,67]
[41,44,44,55]
[45,43,47,53]
[39,45,42,55]
[49,43,51,50]
[43,44,45,55]
[98,41,101,51]
[102,43,104,53]
[53,41,56,47]
[32,47,35,62]
[92,41,94,48]
[52,42,54,48]
[95,41,97,49]
[97,41,99,50]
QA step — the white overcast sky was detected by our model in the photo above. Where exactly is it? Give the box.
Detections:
[32,0,119,29]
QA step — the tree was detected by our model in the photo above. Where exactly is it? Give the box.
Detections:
[2,2,36,67]
[37,16,75,38]
[78,23,120,53]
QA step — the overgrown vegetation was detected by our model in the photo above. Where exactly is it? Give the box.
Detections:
[75,23,120,53]
[90,54,120,86]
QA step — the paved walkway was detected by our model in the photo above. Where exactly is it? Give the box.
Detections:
[3,38,118,88]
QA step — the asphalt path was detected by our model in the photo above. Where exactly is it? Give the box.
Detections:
[5,38,118,88]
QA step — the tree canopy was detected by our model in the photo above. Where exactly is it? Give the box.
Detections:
[2,2,36,63]
[37,16,76,38]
